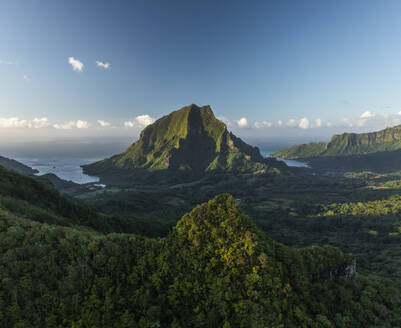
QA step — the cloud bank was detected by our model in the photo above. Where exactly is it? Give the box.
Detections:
[228,110,401,133]
[2,110,401,144]
[53,120,89,130]
[0,117,50,129]
[97,120,110,127]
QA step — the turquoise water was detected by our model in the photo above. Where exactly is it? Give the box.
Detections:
[261,151,308,168]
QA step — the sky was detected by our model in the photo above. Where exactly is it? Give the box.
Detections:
[2,0,401,156]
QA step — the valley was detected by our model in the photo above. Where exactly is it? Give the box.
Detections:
[5,2,401,326]
[2,105,401,326]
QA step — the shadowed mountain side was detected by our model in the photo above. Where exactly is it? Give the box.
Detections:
[83,104,288,185]
[304,149,401,172]
[0,155,38,175]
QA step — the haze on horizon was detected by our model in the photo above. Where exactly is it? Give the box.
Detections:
[2,0,401,157]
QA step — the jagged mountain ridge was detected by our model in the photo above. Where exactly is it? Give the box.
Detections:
[83,104,286,183]
[274,124,401,159]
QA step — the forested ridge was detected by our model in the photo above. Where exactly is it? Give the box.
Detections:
[0,167,400,328]
[273,124,401,160]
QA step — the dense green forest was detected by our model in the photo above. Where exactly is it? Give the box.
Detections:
[71,163,401,293]
[321,194,401,217]
[1,164,401,326]
[1,190,400,327]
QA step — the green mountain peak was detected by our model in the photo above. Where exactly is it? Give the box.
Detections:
[84,104,285,183]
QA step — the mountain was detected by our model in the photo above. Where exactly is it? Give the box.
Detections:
[83,104,286,184]
[1,186,399,327]
[273,124,401,160]
[0,155,38,175]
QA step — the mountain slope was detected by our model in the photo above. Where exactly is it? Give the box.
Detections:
[274,124,401,159]
[0,155,38,175]
[0,165,161,235]
[83,104,286,184]
[0,193,399,327]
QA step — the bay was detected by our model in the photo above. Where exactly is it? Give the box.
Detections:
[261,151,308,168]
[14,150,307,186]
[16,157,101,184]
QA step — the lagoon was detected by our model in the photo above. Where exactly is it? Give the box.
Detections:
[16,157,101,184]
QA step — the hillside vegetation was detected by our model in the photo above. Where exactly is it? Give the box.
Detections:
[0,166,170,236]
[274,125,401,159]
[1,192,400,327]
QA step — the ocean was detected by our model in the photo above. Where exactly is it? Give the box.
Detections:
[16,157,102,184]
[15,152,307,185]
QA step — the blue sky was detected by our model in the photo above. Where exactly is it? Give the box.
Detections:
[2,0,401,154]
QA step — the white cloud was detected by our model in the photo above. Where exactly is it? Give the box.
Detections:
[0,117,30,128]
[286,119,297,127]
[360,111,374,118]
[136,115,155,126]
[341,118,353,128]
[298,117,310,129]
[329,111,401,130]
[315,118,322,128]
[68,57,84,72]
[75,120,89,129]
[23,74,30,82]
[97,120,110,127]
[53,120,89,130]
[96,61,110,69]
[32,117,50,128]
[124,121,135,128]
[124,115,156,128]
[277,120,283,126]
[0,117,49,129]
[254,120,273,128]
[236,117,248,128]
